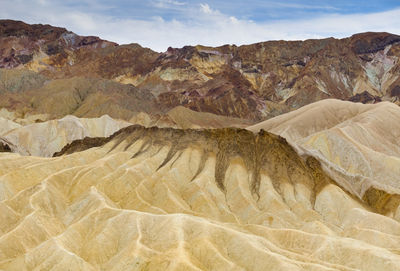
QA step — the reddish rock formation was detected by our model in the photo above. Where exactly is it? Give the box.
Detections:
[348,91,382,103]
[0,20,400,122]
[0,20,117,69]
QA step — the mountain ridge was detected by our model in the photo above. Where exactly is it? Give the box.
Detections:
[1,19,400,123]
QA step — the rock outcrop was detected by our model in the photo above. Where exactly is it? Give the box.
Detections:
[1,20,400,122]
[0,19,117,69]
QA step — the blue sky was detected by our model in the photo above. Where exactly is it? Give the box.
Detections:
[1,0,400,51]
[62,0,399,20]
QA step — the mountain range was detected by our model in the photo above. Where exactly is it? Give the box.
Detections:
[1,19,400,123]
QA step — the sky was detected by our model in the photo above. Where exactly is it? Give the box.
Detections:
[1,0,400,52]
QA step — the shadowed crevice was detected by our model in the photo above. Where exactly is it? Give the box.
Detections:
[169,151,184,169]
[131,137,152,159]
[0,141,11,152]
[157,144,180,171]
[362,187,400,215]
[190,150,209,182]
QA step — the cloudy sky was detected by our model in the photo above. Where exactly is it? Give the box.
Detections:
[1,0,400,52]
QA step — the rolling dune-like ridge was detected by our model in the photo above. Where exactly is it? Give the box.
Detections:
[0,124,399,270]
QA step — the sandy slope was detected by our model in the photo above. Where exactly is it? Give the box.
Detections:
[0,118,21,135]
[165,106,252,129]
[129,106,252,129]
[0,126,399,270]
[0,115,131,157]
[0,106,252,158]
[248,99,400,203]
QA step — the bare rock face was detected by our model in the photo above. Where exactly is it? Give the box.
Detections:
[0,124,399,270]
[0,20,117,69]
[1,20,400,122]
[348,91,382,103]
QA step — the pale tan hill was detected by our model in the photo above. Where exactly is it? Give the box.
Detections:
[0,108,15,120]
[0,106,250,158]
[0,115,130,157]
[129,111,180,128]
[247,99,376,142]
[0,108,49,126]
[248,99,400,201]
[0,126,399,270]
[0,117,21,135]
[128,106,253,129]
[165,106,252,129]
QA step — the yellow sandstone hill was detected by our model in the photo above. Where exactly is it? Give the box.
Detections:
[0,107,252,158]
[0,115,131,157]
[165,106,252,129]
[0,125,399,270]
[248,99,400,213]
[128,106,252,129]
[0,117,21,135]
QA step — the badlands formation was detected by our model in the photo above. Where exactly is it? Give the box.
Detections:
[1,19,400,271]
[0,115,131,157]
[0,108,250,157]
[0,100,399,270]
[247,99,400,207]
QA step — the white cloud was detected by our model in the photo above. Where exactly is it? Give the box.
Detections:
[153,0,186,9]
[164,0,186,6]
[229,16,239,24]
[200,3,212,14]
[0,1,400,52]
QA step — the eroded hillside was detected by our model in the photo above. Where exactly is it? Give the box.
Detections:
[0,125,399,270]
[248,99,400,217]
